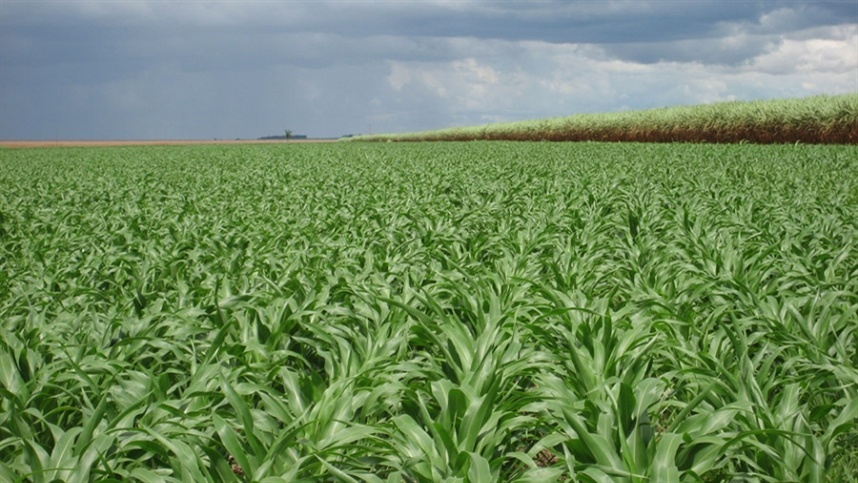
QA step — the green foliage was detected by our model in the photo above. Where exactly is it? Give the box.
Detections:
[351,93,858,144]
[1,142,856,481]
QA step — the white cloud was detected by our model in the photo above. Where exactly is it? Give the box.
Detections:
[388,63,411,92]
[755,7,806,33]
[379,26,857,132]
[452,58,499,85]
[746,28,858,75]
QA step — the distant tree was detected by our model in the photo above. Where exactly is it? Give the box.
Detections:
[285,129,293,141]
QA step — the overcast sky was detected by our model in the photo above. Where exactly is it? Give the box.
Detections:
[1,1,856,140]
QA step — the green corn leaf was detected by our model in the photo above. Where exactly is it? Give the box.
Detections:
[467,452,492,483]
[213,413,253,480]
[22,438,49,482]
[45,427,82,482]
[617,382,636,434]
[129,467,183,483]
[651,433,682,483]
[314,455,359,483]
[804,434,824,483]
[393,414,438,464]
[0,348,25,400]
[667,380,716,434]
[822,398,858,448]
[74,395,110,456]
[67,433,116,483]
[220,374,264,459]
[563,408,623,470]
[142,425,208,482]
[579,466,616,483]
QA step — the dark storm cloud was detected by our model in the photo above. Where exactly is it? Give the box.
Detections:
[1,0,855,140]
[294,1,855,53]
[5,1,852,68]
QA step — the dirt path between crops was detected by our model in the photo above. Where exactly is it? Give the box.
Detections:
[0,139,339,148]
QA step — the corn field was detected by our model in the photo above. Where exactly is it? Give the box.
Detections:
[1,142,857,481]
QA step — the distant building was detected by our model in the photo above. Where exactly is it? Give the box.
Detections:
[257,134,308,140]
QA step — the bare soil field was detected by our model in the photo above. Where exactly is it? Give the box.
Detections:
[0,139,338,148]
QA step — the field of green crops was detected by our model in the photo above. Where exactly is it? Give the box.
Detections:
[353,93,858,144]
[1,142,857,482]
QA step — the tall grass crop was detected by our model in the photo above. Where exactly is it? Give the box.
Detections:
[1,142,857,481]
[352,93,858,144]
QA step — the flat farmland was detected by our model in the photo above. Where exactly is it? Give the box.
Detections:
[0,139,336,149]
[1,142,856,481]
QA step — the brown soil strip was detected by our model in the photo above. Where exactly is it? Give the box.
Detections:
[386,123,858,144]
[0,139,338,149]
